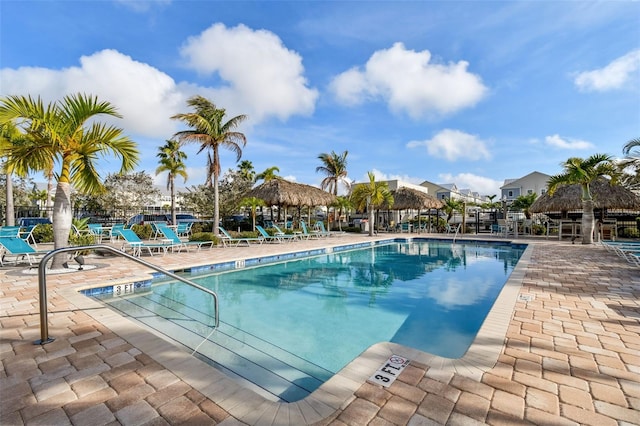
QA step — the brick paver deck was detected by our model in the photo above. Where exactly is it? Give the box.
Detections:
[1,234,638,425]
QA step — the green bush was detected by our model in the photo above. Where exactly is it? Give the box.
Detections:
[68,233,97,246]
[33,224,54,243]
[532,224,546,235]
[131,224,152,239]
[619,228,639,238]
[343,226,363,233]
[190,232,219,245]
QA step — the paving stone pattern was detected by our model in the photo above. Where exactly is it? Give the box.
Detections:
[1,237,638,425]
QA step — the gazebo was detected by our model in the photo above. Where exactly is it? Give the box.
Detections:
[384,187,444,233]
[245,178,337,225]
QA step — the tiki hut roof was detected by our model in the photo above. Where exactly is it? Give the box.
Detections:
[245,178,337,207]
[530,179,640,213]
[385,187,444,210]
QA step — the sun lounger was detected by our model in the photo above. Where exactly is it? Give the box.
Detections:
[0,226,22,237]
[0,236,49,266]
[256,225,295,243]
[313,221,335,237]
[218,226,263,247]
[156,223,213,252]
[273,224,301,240]
[300,220,320,239]
[114,228,175,256]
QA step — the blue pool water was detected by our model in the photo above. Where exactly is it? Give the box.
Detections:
[90,240,525,401]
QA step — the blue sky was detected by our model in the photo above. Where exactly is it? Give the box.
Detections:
[1,0,639,197]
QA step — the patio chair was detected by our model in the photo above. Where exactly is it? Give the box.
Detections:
[273,224,301,240]
[313,221,332,237]
[87,223,110,243]
[0,226,22,237]
[256,225,295,243]
[446,223,461,235]
[113,228,175,257]
[156,223,213,252]
[300,220,320,239]
[175,222,193,237]
[19,224,39,247]
[218,226,263,247]
[0,236,49,266]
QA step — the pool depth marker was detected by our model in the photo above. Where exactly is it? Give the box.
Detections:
[368,354,410,387]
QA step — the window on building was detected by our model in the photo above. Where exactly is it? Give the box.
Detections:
[508,190,513,197]
[527,189,533,194]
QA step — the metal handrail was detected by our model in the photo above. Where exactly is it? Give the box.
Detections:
[35,244,219,345]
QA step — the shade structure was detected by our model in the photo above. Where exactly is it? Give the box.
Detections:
[530,179,640,213]
[384,187,444,210]
[245,178,337,207]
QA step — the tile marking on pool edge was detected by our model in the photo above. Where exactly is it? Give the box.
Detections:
[368,354,410,387]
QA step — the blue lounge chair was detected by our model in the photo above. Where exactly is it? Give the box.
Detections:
[156,223,213,252]
[300,220,320,239]
[114,228,175,257]
[313,221,333,237]
[255,225,295,243]
[175,222,193,237]
[0,236,49,266]
[0,226,22,237]
[218,226,263,247]
[19,224,39,247]
[88,223,111,243]
[273,224,300,241]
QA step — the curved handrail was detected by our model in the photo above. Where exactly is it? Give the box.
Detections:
[35,244,219,344]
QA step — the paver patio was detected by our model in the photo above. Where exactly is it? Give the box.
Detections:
[1,234,638,425]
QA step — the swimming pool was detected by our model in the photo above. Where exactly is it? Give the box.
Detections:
[88,239,525,402]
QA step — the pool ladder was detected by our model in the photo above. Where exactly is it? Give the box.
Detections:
[34,244,219,345]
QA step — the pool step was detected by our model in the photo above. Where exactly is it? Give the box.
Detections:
[98,293,332,402]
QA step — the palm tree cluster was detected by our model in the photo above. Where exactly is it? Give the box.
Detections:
[1,89,637,252]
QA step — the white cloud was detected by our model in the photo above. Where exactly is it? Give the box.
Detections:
[545,134,594,150]
[180,23,318,122]
[330,42,488,118]
[0,49,186,139]
[115,0,171,13]
[438,172,502,197]
[407,129,491,161]
[574,49,640,92]
[367,169,423,185]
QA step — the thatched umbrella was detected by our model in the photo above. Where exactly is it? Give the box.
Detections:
[245,178,337,223]
[530,179,640,213]
[383,187,444,233]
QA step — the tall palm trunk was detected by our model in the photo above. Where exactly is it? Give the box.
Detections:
[51,181,72,269]
[169,177,176,225]
[581,199,595,244]
[5,171,15,226]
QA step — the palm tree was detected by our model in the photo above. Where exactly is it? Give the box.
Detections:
[0,121,26,226]
[240,196,265,231]
[0,93,139,267]
[331,195,353,231]
[351,172,393,236]
[621,137,640,190]
[255,166,280,182]
[171,95,247,235]
[317,150,349,224]
[548,154,617,245]
[511,192,537,219]
[442,198,464,224]
[156,139,188,226]
[238,160,255,182]
[316,150,349,195]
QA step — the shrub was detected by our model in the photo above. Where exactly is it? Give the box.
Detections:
[68,233,97,247]
[619,228,639,238]
[33,224,54,243]
[190,232,219,245]
[343,226,363,233]
[532,224,546,235]
[131,224,152,239]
